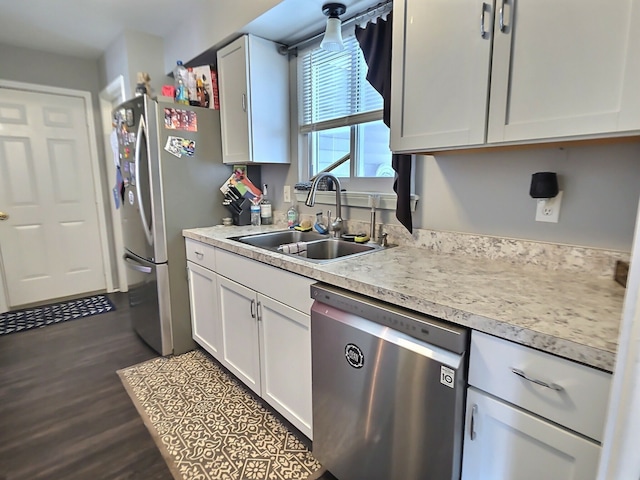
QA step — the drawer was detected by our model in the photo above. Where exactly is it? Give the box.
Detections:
[469,331,611,442]
[185,239,216,271]
[215,248,314,314]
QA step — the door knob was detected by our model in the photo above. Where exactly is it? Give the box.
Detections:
[0,212,8,220]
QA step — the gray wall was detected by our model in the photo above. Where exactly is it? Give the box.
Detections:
[99,30,169,100]
[99,34,129,97]
[163,0,284,73]
[417,142,640,251]
[0,43,101,95]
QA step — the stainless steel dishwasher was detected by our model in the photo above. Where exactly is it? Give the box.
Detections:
[310,283,469,480]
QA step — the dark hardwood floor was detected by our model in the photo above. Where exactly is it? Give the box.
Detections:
[0,293,173,480]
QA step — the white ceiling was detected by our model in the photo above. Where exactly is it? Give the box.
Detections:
[0,0,378,60]
[0,0,207,59]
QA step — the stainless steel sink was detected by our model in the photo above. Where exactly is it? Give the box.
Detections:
[229,230,386,263]
[229,230,327,248]
[304,239,376,261]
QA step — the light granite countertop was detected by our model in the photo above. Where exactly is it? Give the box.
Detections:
[183,224,626,372]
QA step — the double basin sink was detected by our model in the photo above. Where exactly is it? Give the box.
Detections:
[229,229,386,264]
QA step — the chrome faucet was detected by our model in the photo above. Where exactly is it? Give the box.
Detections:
[305,173,342,237]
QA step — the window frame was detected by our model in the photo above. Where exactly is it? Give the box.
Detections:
[296,28,394,191]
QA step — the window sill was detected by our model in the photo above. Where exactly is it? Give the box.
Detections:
[294,191,419,212]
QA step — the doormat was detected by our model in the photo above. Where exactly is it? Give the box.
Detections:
[118,349,323,480]
[0,294,116,336]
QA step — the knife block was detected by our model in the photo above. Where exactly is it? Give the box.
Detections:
[224,166,261,226]
[227,198,252,226]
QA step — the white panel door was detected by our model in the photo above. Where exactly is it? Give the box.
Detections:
[258,294,312,438]
[487,0,640,142]
[0,88,106,307]
[187,261,222,361]
[461,387,601,480]
[217,275,261,395]
[390,0,494,152]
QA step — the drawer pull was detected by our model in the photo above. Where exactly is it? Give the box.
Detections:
[511,368,564,392]
[194,251,204,257]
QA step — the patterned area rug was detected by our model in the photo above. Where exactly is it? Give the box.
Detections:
[118,349,323,480]
[0,294,115,336]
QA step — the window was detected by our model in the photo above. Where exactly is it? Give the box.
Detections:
[299,32,393,182]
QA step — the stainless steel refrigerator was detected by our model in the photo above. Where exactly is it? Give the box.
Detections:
[114,96,229,355]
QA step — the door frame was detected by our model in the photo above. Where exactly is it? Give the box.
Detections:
[0,79,113,312]
[99,76,127,292]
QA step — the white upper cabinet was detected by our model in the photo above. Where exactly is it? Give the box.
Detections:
[391,0,640,152]
[488,0,640,143]
[391,0,494,151]
[217,34,290,164]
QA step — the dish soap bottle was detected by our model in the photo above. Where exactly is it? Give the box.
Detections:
[260,184,273,225]
[287,203,298,228]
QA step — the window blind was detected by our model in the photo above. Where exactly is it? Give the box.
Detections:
[300,32,383,133]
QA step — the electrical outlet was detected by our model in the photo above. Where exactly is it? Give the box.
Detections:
[535,190,563,223]
[283,185,291,203]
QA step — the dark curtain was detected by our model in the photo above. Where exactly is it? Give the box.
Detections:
[356,11,413,233]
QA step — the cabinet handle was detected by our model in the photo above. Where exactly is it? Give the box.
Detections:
[499,0,509,32]
[511,368,564,392]
[480,2,488,38]
[470,404,478,440]
[257,301,262,322]
[194,251,204,258]
[250,299,256,319]
[241,93,247,112]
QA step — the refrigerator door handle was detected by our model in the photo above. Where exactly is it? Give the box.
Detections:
[135,115,154,246]
[123,252,153,274]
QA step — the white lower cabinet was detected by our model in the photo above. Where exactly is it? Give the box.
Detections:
[186,248,222,361]
[462,331,611,480]
[461,387,601,480]
[217,274,313,438]
[186,240,314,439]
[187,261,222,359]
[217,275,262,395]
[257,294,312,437]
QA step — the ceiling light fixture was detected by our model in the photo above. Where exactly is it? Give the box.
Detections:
[320,3,347,52]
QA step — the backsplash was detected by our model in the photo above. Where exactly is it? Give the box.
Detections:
[346,220,630,278]
[273,211,630,278]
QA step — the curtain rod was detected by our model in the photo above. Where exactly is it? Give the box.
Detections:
[279,0,392,54]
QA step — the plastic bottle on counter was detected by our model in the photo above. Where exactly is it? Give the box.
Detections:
[173,61,189,105]
[287,203,298,228]
[187,67,198,105]
[260,184,273,225]
[250,200,261,226]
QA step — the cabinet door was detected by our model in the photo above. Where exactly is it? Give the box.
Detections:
[390,0,494,152]
[258,294,312,438]
[217,275,261,395]
[217,36,251,164]
[461,387,601,480]
[187,261,222,361]
[488,0,640,143]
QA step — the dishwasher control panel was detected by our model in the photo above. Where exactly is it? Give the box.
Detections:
[311,283,468,354]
